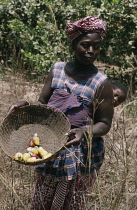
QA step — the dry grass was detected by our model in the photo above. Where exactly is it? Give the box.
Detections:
[88,103,137,209]
[0,75,137,209]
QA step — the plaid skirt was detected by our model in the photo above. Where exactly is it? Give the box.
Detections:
[30,170,98,210]
[35,137,104,181]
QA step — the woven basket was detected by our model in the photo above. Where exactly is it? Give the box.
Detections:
[0,105,70,165]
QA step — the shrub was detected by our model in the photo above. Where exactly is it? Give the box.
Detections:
[0,0,136,87]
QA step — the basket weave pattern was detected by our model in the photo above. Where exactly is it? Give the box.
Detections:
[0,105,70,165]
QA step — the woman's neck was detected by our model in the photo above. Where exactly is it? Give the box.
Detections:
[64,60,98,82]
[74,60,95,73]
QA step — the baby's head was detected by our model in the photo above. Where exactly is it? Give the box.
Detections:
[111,80,128,107]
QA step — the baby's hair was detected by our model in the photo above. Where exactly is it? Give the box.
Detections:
[110,80,128,97]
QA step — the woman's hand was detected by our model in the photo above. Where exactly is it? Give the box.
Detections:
[7,100,29,114]
[31,101,42,105]
[65,128,86,147]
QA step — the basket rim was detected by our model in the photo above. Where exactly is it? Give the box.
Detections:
[0,104,70,165]
[0,104,71,127]
[2,103,69,120]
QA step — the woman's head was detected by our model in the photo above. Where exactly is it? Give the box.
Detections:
[111,81,128,107]
[66,16,106,42]
[72,32,101,65]
[66,16,106,65]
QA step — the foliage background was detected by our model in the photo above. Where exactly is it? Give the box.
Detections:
[0,0,137,88]
[0,1,137,209]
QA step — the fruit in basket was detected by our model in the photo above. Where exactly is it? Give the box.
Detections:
[22,153,31,162]
[33,133,40,146]
[27,147,39,155]
[42,153,52,160]
[14,152,23,161]
[38,146,48,157]
[27,157,37,162]
[30,153,39,159]
[27,147,32,152]
[29,139,35,147]
[13,133,53,163]
[31,147,39,155]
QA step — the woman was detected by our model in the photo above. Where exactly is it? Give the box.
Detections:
[9,16,114,210]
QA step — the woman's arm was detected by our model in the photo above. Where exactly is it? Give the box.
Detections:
[8,70,53,114]
[38,70,53,104]
[92,79,114,137]
[66,79,114,146]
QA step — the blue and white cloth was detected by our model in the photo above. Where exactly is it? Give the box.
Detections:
[36,62,107,181]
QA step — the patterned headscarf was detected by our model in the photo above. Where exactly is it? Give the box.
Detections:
[66,16,106,41]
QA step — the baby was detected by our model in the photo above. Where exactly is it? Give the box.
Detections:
[111,80,127,107]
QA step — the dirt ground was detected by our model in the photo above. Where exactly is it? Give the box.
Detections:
[0,74,137,209]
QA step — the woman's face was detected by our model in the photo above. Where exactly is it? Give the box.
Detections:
[74,33,101,65]
[113,88,126,107]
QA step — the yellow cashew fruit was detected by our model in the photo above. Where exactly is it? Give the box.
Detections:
[27,157,37,162]
[22,153,31,162]
[42,153,52,160]
[38,147,48,158]
[14,152,23,161]
[33,133,40,146]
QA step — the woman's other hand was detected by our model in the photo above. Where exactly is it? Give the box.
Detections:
[7,100,29,114]
[65,128,86,147]
[31,101,42,105]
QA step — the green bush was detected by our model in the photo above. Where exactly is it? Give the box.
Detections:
[99,0,137,89]
[0,0,136,87]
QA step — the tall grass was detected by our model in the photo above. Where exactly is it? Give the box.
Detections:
[0,74,136,209]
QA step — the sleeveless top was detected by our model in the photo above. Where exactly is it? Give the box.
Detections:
[51,62,107,103]
[36,62,107,181]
